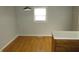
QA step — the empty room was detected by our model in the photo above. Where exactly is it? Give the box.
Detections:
[0,6,79,52]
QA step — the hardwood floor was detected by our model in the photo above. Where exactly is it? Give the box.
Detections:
[3,36,54,52]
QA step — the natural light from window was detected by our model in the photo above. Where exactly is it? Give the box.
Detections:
[34,8,46,21]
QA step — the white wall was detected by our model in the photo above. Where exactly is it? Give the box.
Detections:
[16,6,72,36]
[0,7,17,49]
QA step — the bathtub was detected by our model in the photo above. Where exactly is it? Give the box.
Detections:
[53,31,79,39]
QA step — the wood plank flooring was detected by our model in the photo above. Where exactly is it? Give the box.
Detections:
[3,36,54,52]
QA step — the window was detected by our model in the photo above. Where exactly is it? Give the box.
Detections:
[34,8,46,21]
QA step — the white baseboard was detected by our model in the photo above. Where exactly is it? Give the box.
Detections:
[19,34,52,36]
[0,35,18,52]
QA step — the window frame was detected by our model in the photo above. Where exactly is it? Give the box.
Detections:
[34,7,47,22]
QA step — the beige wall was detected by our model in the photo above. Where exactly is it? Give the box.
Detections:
[16,6,72,36]
[0,7,17,49]
[72,7,79,31]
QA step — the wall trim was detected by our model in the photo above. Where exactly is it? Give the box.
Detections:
[0,35,18,52]
[18,34,52,36]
